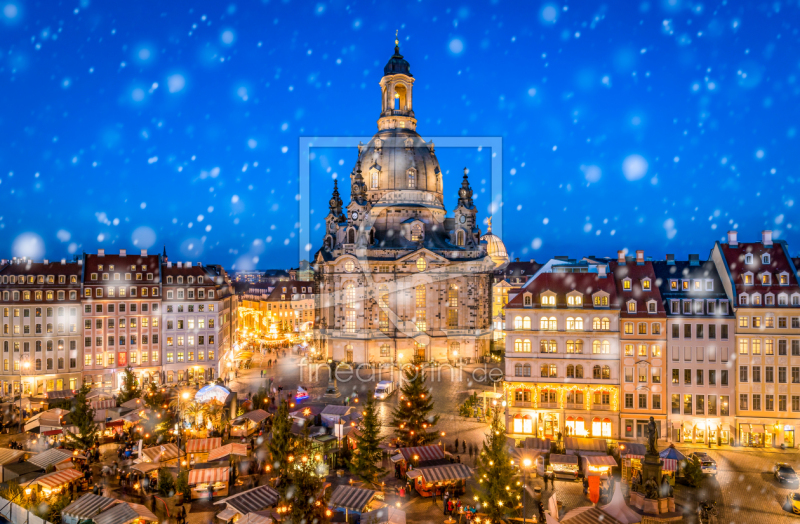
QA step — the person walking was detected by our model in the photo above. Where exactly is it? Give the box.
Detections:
[455,438,460,453]
[468,443,473,462]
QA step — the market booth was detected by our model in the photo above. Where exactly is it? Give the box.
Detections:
[140,443,184,467]
[583,455,616,479]
[407,463,472,497]
[214,484,280,521]
[565,437,608,458]
[329,485,379,518]
[62,493,118,524]
[391,445,446,477]
[0,449,32,482]
[29,468,83,497]
[231,409,270,437]
[189,466,230,499]
[360,507,406,524]
[543,454,579,480]
[620,443,646,485]
[658,445,685,485]
[28,448,73,471]
[187,437,223,465]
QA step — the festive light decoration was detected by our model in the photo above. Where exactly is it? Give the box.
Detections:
[502,381,619,412]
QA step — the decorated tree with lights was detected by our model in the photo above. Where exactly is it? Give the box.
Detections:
[474,405,518,522]
[349,395,386,485]
[64,383,98,451]
[117,366,142,404]
[268,399,296,478]
[390,365,439,446]
[280,427,331,524]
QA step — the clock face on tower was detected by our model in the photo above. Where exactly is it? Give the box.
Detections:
[352,211,359,220]
[459,215,466,224]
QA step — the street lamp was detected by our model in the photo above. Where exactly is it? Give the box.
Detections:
[522,458,532,524]
[18,356,30,434]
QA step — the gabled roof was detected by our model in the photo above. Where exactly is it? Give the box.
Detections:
[608,261,665,318]
[507,272,619,309]
[653,259,733,317]
[718,239,800,296]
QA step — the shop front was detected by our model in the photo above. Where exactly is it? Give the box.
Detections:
[537,411,560,440]
[672,420,733,446]
[188,466,230,499]
[564,416,588,438]
[739,423,766,448]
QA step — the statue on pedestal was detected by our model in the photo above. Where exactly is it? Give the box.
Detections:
[647,416,659,455]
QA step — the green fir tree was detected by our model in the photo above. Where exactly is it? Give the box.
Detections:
[474,407,518,523]
[349,395,386,485]
[117,366,142,404]
[64,383,99,451]
[268,399,296,478]
[282,428,331,524]
[390,365,439,446]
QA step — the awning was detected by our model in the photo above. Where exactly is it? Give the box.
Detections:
[63,494,119,520]
[662,459,678,472]
[94,502,139,524]
[55,462,76,471]
[751,424,765,434]
[361,507,406,524]
[565,437,608,455]
[188,467,230,485]
[42,429,63,436]
[406,470,423,480]
[141,443,182,463]
[46,390,75,400]
[91,400,117,410]
[106,419,125,427]
[521,437,551,451]
[329,485,377,512]
[620,443,646,460]
[127,503,158,521]
[28,448,72,469]
[0,448,27,466]
[585,455,617,467]
[236,409,270,424]
[214,484,280,514]
[415,463,473,483]
[241,513,273,524]
[390,454,405,464]
[216,508,238,522]
[35,468,83,489]
[186,438,222,453]
[130,463,160,474]
[397,445,445,463]
[719,424,732,432]
[208,443,249,462]
[549,454,579,466]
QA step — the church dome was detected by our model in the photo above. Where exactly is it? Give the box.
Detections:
[384,45,412,77]
[481,220,509,268]
[357,128,444,207]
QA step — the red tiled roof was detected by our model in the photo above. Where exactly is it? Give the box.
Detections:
[608,261,666,317]
[507,271,619,308]
[719,241,800,296]
[266,280,316,302]
[83,252,160,277]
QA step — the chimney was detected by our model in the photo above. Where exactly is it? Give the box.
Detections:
[197,262,202,267]
[98,249,105,257]
[78,259,83,265]
[727,230,738,247]
[762,230,773,247]
[689,254,700,266]
[636,250,644,265]
[141,249,147,256]
[617,250,625,264]
[43,259,49,264]
[666,254,675,265]
[167,261,173,268]
[530,259,535,264]
[598,265,608,278]
[61,259,66,265]
[186,261,191,268]
[119,249,126,257]
[177,262,182,268]
[515,258,520,263]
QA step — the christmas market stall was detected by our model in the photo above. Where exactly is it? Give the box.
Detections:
[360,506,406,524]
[213,484,280,522]
[544,454,579,480]
[187,437,223,465]
[28,448,73,471]
[565,437,608,457]
[130,462,161,489]
[188,466,231,499]
[329,485,379,518]
[391,445,446,477]
[230,409,270,438]
[139,443,184,467]
[658,445,685,485]
[93,501,157,524]
[62,493,118,524]
[583,455,617,479]
[620,443,647,486]
[0,448,32,482]
[208,443,249,462]
[91,399,123,440]
[28,467,83,498]
[406,463,472,497]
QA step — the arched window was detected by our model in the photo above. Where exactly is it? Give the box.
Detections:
[456,230,465,246]
[592,318,601,330]
[412,225,423,242]
[57,339,64,350]
[576,365,584,378]
[540,317,549,330]
[35,359,41,370]
[522,316,531,329]
[593,365,601,379]
[602,341,610,354]
[407,168,416,189]
[592,340,601,354]
[371,170,378,189]
[347,228,356,244]
[567,340,584,354]
[47,341,53,351]
[567,365,575,378]
[524,295,532,306]
[602,365,610,379]
[515,363,522,376]
[46,358,53,370]
[514,316,523,329]
[57,307,65,316]
[548,317,557,330]
[601,318,610,330]
[638,344,647,356]
[549,364,557,377]
[344,282,356,333]
[753,294,762,305]
[592,417,602,437]
[566,317,575,330]
[523,364,531,376]
[58,357,64,369]
[575,317,583,330]
[540,340,556,353]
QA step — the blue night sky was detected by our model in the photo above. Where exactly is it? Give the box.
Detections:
[0,0,797,270]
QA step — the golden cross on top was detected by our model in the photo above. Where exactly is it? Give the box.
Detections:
[395,30,399,46]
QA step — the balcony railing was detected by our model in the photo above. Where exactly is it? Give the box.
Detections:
[592,404,612,410]
[539,402,558,409]
[566,402,584,410]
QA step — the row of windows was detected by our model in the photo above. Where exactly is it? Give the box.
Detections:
[622,322,662,335]
[90,271,153,281]
[738,316,800,329]
[670,323,729,340]
[84,352,160,366]
[85,335,160,346]
[166,304,214,313]
[512,388,613,407]
[165,289,214,300]
[739,393,799,412]
[165,350,215,363]
[512,363,612,379]
[513,316,612,331]
[624,393,662,411]
[3,290,78,301]
[2,357,76,371]
[622,344,662,357]
[671,394,731,416]
[85,287,158,298]
[84,303,159,314]
[2,274,78,285]
[738,365,800,384]
[670,368,730,387]
[739,293,799,306]
[166,366,214,383]
[166,335,215,346]
[668,300,729,315]
[3,340,77,352]
[3,323,77,335]
[86,318,160,330]
[738,338,800,355]
[670,346,730,363]
[513,339,613,354]
[523,294,611,308]
[623,366,662,384]
[668,279,714,291]
[165,318,216,330]
[4,307,76,318]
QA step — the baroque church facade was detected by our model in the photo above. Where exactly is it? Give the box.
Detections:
[312,40,508,364]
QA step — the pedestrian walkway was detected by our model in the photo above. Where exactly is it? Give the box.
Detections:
[675,443,800,454]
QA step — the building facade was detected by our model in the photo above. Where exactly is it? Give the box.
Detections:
[81,249,162,390]
[0,258,83,395]
[610,251,669,442]
[712,230,800,448]
[504,260,621,441]
[312,41,495,364]
[654,254,736,446]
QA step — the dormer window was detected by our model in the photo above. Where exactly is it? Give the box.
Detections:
[694,280,702,290]
[743,274,753,285]
[641,279,651,291]
[670,280,678,290]
[780,273,789,285]
[627,300,636,313]
[593,294,609,307]
[416,257,427,272]
[745,254,753,264]
[761,274,771,286]
[647,300,657,313]
[411,224,423,242]
[705,280,713,291]
[740,294,748,305]
[541,294,556,306]
[567,294,583,306]
[523,295,532,307]
[622,279,631,291]
[682,281,689,290]
[762,254,770,264]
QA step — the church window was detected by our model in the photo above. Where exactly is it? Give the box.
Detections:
[371,170,378,189]
[416,257,427,271]
[456,230,465,246]
[411,224,423,242]
[415,285,427,332]
[344,282,356,333]
[347,228,355,244]
[407,168,416,189]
